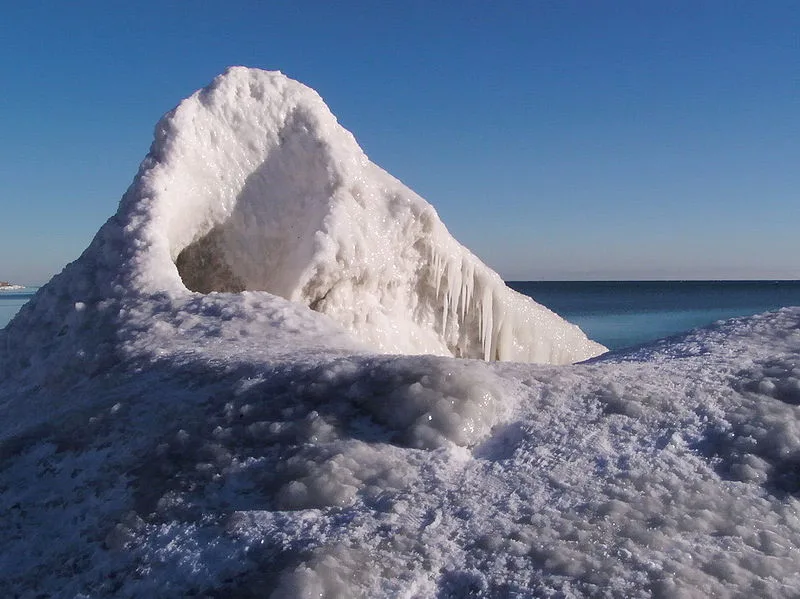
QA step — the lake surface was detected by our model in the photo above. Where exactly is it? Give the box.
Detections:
[4,282,800,351]
[0,288,37,328]
[509,280,800,350]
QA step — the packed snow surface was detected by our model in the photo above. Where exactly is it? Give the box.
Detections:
[2,68,800,597]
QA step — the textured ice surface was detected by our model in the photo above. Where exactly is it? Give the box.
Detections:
[2,69,800,597]
[143,67,602,364]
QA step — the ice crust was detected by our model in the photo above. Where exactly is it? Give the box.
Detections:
[2,68,800,597]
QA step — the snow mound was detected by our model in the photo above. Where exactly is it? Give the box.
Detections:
[56,66,594,366]
[160,68,602,362]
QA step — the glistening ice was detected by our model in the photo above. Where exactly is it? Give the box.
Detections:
[1,68,799,597]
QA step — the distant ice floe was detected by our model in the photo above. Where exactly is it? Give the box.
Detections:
[1,68,799,598]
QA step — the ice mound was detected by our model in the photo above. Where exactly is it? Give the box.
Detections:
[124,66,601,364]
[2,67,604,391]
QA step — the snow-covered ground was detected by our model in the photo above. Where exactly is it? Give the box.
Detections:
[1,68,799,597]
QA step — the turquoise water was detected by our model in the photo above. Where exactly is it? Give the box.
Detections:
[4,282,800,351]
[0,288,37,328]
[509,280,800,350]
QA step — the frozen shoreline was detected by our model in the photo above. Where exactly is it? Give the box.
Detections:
[1,69,798,597]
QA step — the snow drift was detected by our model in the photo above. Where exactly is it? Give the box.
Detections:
[3,68,800,598]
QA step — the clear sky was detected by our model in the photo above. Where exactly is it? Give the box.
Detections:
[1,1,798,284]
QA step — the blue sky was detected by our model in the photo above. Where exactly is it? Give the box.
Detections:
[1,1,798,284]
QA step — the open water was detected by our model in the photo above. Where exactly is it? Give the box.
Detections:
[0,288,37,329]
[3,282,800,351]
[510,280,800,350]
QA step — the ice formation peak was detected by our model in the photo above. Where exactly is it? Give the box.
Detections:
[8,67,604,366]
[158,67,603,363]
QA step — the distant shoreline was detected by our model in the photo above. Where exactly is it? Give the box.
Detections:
[0,282,25,291]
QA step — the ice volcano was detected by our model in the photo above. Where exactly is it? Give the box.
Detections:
[3,68,800,598]
[163,69,604,362]
[71,67,602,365]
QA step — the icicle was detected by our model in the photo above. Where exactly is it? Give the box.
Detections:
[441,288,449,337]
[432,248,444,299]
[493,295,512,361]
[481,286,494,361]
[447,256,461,339]
[461,263,474,322]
